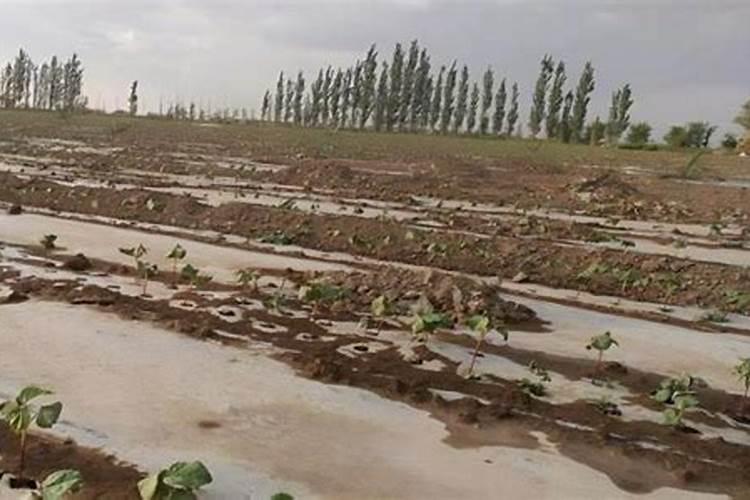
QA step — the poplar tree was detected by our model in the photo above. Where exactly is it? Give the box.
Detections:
[321,66,333,126]
[429,66,444,131]
[48,56,62,110]
[480,67,494,135]
[492,79,507,135]
[606,83,633,144]
[284,78,294,122]
[420,73,433,130]
[440,62,457,134]
[339,68,352,128]
[571,61,595,143]
[293,71,305,125]
[528,54,554,138]
[410,49,431,131]
[330,68,343,126]
[128,80,138,115]
[397,40,419,130]
[358,46,378,129]
[588,116,606,145]
[350,61,362,127]
[274,71,284,121]
[559,91,574,143]
[61,53,84,110]
[386,43,404,131]
[453,65,469,133]
[545,61,566,139]
[467,82,479,134]
[310,70,323,125]
[506,82,520,136]
[374,62,389,131]
[35,62,49,109]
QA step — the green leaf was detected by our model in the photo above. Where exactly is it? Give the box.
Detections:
[465,315,489,334]
[371,295,388,317]
[161,461,213,491]
[651,388,673,404]
[420,312,452,331]
[271,494,295,500]
[167,244,187,260]
[587,332,618,352]
[410,314,425,335]
[663,408,681,426]
[36,402,62,428]
[137,472,162,500]
[673,392,699,410]
[41,469,83,500]
[7,405,31,434]
[17,385,52,405]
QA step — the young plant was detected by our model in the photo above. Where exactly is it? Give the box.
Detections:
[298,282,348,315]
[181,264,213,290]
[589,396,622,417]
[585,331,619,372]
[258,231,294,245]
[464,315,509,377]
[138,461,212,500]
[652,374,697,404]
[0,386,62,477]
[166,244,187,286]
[701,310,729,324]
[410,311,453,345]
[34,469,84,500]
[663,391,699,428]
[119,244,148,281]
[370,295,392,335]
[137,261,158,296]
[236,268,260,292]
[40,234,58,254]
[734,358,750,409]
[518,361,551,397]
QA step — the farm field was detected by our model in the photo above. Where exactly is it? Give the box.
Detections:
[1,110,750,499]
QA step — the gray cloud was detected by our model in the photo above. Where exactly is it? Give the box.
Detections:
[0,0,747,137]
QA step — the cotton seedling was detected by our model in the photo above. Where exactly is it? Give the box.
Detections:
[298,282,348,315]
[724,291,750,312]
[138,461,212,500]
[464,314,508,377]
[370,295,392,335]
[586,331,619,372]
[119,244,148,282]
[652,374,697,405]
[589,396,622,417]
[166,244,187,286]
[181,264,212,290]
[410,311,453,345]
[701,310,729,324]
[236,268,260,292]
[137,261,158,296]
[34,469,84,500]
[39,234,58,254]
[0,385,63,477]
[662,391,699,428]
[518,360,551,397]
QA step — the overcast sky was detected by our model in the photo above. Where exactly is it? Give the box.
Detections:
[0,0,747,137]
